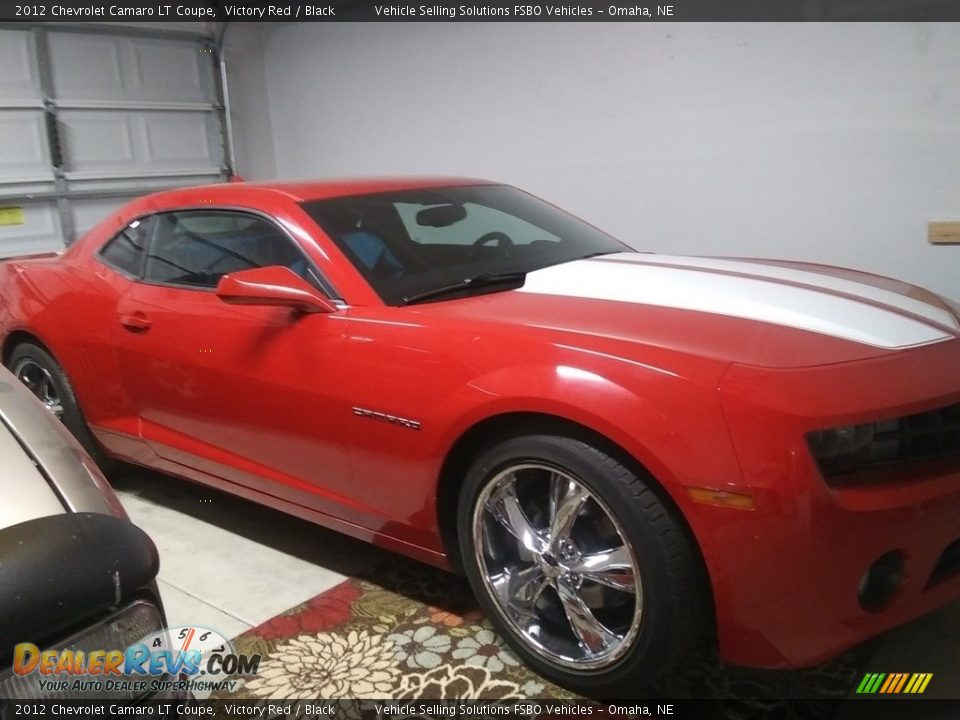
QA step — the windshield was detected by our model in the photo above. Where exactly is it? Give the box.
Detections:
[300,185,628,305]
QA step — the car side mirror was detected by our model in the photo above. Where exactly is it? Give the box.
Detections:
[215,266,337,314]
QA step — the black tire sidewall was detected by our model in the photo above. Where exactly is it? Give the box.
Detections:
[7,342,104,462]
[457,434,701,697]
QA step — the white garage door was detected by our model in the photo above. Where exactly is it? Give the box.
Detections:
[0,26,228,257]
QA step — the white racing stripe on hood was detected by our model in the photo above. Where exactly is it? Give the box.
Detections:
[518,255,951,349]
[595,253,960,331]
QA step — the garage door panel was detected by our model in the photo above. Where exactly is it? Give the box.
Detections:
[133,40,211,103]
[60,112,134,171]
[0,30,41,105]
[66,173,223,197]
[60,110,222,177]
[0,111,54,185]
[0,203,63,257]
[70,197,128,237]
[143,112,219,167]
[49,33,123,99]
[50,33,213,105]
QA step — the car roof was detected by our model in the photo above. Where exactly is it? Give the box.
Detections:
[148,176,500,205]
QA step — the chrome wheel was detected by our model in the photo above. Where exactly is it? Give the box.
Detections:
[472,463,642,670]
[13,358,64,418]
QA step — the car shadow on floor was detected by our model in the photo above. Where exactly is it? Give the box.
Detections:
[108,466,960,706]
[108,466,392,580]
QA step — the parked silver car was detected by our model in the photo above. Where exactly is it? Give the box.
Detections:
[0,365,171,700]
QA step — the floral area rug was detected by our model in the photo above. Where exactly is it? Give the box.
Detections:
[217,559,575,700]
[215,558,866,713]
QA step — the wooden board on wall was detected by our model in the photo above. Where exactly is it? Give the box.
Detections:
[929,222,960,244]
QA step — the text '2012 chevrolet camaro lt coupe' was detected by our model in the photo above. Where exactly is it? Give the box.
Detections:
[1,178,959,696]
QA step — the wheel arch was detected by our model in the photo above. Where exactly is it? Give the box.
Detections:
[2,329,55,366]
[435,410,712,610]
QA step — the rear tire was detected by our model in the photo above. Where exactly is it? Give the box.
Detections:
[457,433,707,698]
[7,342,116,473]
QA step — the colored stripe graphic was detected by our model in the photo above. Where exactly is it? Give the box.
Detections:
[892,673,909,693]
[857,672,932,694]
[855,674,874,694]
[869,673,886,693]
[881,673,899,693]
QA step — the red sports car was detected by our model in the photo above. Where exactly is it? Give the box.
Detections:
[2,178,959,695]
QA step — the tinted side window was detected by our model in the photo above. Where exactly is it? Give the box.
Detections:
[99,219,151,277]
[144,211,310,289]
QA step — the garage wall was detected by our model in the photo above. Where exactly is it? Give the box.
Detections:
[227,23,960,299]
[224,23,276,181]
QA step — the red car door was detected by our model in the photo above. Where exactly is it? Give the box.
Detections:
[112,209,363,524]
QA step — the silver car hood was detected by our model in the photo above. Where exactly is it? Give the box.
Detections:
[0,417,63,528]
[0,371,124,531]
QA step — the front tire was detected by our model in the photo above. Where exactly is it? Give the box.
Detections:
[457,434,706,697]
[7,342,112,469]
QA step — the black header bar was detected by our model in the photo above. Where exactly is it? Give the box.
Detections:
[2,0,960,22]
[0,698,951,720]
[0,697,926,719]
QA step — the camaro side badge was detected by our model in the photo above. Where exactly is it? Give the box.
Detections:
[351,406,422,431]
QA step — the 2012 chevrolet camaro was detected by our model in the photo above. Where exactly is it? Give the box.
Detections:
[2,178,959,695]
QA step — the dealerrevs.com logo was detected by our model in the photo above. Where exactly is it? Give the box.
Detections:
[13,626,261,697]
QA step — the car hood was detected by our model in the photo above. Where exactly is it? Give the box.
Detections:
[0,372,124,530]
[0,413,64,529]
[421,253,960,369]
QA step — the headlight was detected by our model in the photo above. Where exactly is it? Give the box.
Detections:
[807,419,905,477]
[0,601,163,700]
[807,401,960,481]
[807,423,877,459]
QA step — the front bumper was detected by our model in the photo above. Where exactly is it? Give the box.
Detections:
[694,337,960,668]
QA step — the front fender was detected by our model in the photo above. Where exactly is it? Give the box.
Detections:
[432,359,743,497]
[418,360,748,638]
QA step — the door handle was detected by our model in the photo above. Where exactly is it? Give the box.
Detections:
[119,312,152,331]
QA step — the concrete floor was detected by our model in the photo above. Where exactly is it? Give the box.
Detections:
[111,469,386,640]
[110,467,960,702]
